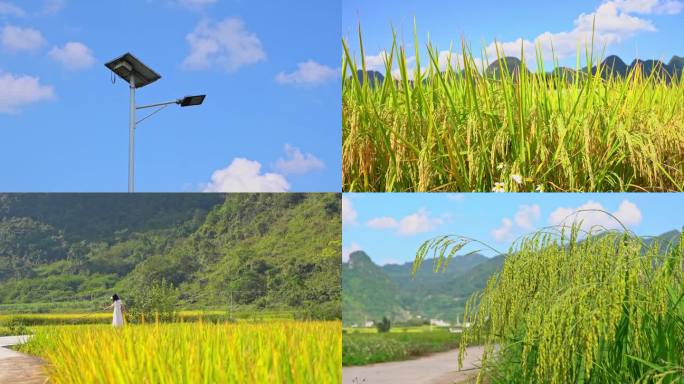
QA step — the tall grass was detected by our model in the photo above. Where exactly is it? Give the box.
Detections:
[342,23,684,192]
[416,224,683,383]
[20,321,341,384]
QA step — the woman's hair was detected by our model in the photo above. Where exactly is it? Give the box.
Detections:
[112,294,120,302]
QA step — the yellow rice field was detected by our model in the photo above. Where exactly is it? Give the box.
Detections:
[20,321,341,384]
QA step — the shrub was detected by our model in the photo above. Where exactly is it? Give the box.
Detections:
[125,278,178,323]
[377,316,391,333]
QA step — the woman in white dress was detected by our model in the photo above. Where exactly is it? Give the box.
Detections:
[105,294,125,327]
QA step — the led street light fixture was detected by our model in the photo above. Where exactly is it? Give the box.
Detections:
[179,95,206,107]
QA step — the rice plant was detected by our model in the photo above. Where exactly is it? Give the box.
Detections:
[20,321,341,384]
[415,222,683,383]
[0,310,295,326]
[342,22,684,192]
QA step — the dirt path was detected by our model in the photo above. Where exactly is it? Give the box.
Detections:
[0,336,48,384]
[342,346,486,384]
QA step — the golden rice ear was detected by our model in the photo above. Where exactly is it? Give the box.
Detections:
[418,220,682,382]
[344,20,684,192]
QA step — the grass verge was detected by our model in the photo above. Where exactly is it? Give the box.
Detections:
[343,328,460,366]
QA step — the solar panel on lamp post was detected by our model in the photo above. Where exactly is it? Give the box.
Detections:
[105,52,206,192]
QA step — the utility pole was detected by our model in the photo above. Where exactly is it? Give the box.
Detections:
[105,53,205,192]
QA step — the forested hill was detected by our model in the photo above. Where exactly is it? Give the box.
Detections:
[0,194,225,242]
[342,250,504,325]
[0,194,341,318]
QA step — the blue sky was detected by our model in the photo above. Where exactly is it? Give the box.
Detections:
[343,0,684,73]
[343,193,684,265]
[0,0,340,192]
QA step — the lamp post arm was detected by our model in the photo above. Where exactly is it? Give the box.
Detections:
[136,99,180,110]
[136,104,171,126]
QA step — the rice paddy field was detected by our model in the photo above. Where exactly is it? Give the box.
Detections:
[342,25,684,192]
[0,309,295,326]
[417,226,684,383]
[17,321,341,384]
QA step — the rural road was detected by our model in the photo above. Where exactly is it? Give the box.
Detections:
[342,346,486,384]
[0,335,47,384]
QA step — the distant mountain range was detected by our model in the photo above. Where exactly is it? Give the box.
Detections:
[355,55,684,85]
[342,230,681,325]
[342,250,504,325]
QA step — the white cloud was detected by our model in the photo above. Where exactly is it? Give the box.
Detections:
[48,42,95,70]
[0,71,55,114]
[397,209,442,236]
[653,0,683,13]
[274,144,324,175]
[366,216,398,229]
[514,204,541,230]
[342,196,357,225]
[437,51,484,72]
[381,258,400,266]
[275,60,338,86]
[342,242,362,262]
[390,55,417,80]
[365,50,484,81]
[364,51,390,72]
[42,0,65,15]
[485,39,536,62]
[365,209,443,236]
[0,1,25,17]
[548,199,642,232]
[1,25,45,52]
[182,17,266,72]
[361,1,681,76]
[491,218,514,243]
[202,158,289,192]
[361,51,418,80]
[483,0,681,62]
[491,204,542,243]
[446,193,465,201]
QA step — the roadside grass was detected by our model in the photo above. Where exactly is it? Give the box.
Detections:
[342,22,684,192]
[343,328,460,366]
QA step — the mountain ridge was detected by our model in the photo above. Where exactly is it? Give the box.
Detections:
[355,54,684,84]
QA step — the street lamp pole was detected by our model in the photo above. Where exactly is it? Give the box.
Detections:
[129,74,136,193]
[105,52,205,193]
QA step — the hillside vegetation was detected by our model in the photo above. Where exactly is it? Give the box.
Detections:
[342,250,503,324]
[0,194,341,318]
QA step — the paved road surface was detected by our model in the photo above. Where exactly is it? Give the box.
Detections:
[0,335,47,384]
[343,346,486,384]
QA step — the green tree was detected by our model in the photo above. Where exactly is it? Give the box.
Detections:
[125,278,178,323]
[377,316,391,333]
